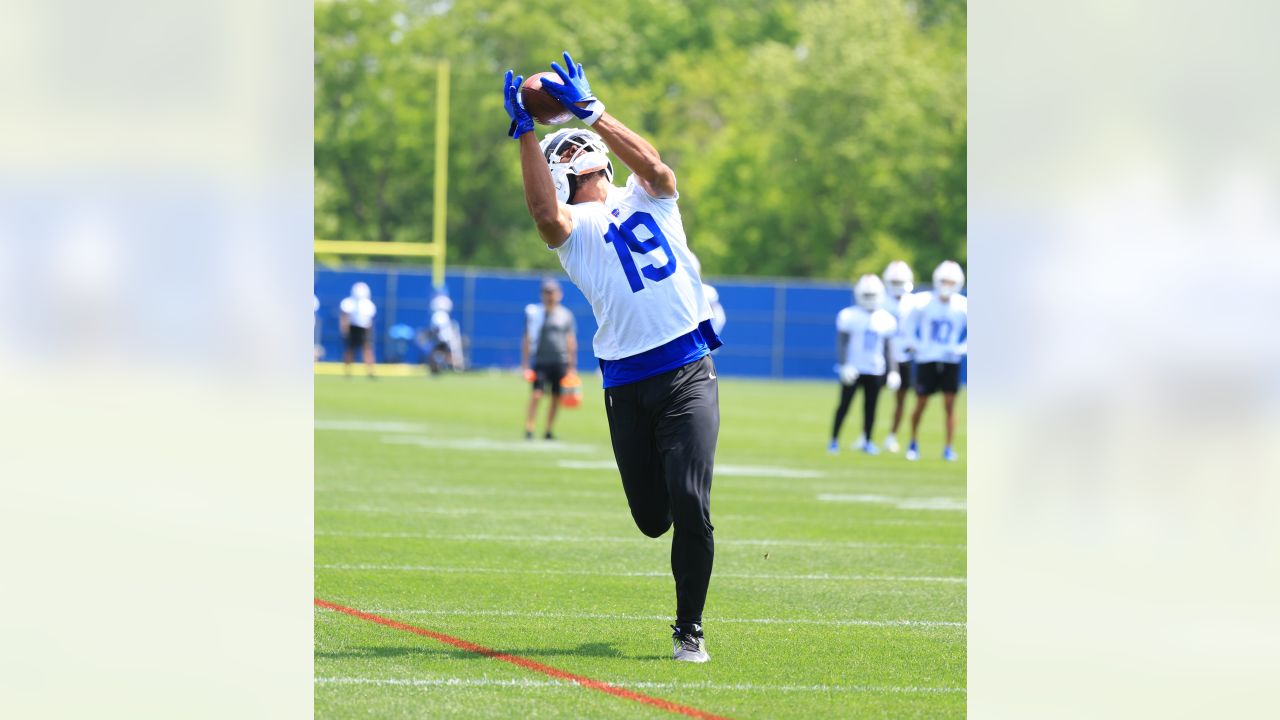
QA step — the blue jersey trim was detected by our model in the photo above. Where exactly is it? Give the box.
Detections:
[600,320,723,388]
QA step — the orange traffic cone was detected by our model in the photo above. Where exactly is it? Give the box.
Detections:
[560,371,582,408]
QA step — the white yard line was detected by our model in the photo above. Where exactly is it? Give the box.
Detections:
[315,486,967,525]
[817,493,967,512]
[314,606,965,629]
[315,420,430,433]
[313,488,963,526]
[314,529,964,550]
[313,676,965,694]
[382,435,598,454]
[315,485,616,500]
[315,505,767,523]
[558,459,824,479]
[315,563,965,584]
[316,505,626,519]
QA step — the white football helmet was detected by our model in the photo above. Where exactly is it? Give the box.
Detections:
[932,260,965,299]
[854,274,885,311]
[882,261,914,299]
[539,129,615,204]
[351,282,370,300]
[430,290,453,313]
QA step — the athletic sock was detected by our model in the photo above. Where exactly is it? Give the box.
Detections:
[674,622,703,637]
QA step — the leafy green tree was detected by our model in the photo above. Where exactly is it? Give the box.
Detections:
[315,0,966,279]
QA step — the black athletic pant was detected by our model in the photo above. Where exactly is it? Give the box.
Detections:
[604,355,718,627]
[831,373,885,441]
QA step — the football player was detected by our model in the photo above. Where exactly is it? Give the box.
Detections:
[902,261,968,461]
[881,260,916,452]
[339,282,376,378]
[521,279,578,440]
[504,52,721,663]
[829,275,898,455]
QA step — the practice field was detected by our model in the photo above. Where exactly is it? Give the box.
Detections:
[315,371,966,719]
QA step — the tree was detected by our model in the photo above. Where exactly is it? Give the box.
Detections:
[314,0,967,279]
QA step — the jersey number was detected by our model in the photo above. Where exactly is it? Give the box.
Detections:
[929,320,954,343]
[603,211,677,293]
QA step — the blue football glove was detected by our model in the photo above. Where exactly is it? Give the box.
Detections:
[540,51,606,125]
[503,69,534,139]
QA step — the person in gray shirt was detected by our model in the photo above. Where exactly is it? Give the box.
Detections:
[521,279,578,440]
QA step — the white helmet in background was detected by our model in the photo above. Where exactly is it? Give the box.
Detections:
[539,128,614,204]
[932,260,965,299]
[351,282,371,300]
[430,291,453,313]
[702,284,720,305]
[854,274,885,311]
[882,261,914,299]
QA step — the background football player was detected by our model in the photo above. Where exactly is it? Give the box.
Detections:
[520,278,578,440]
[339,281,376,379]
[902,260,968,461]
[504,52,721,663]
[881,260,916,452]
[829,275,898,455]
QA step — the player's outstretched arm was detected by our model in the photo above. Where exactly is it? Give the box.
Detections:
[591,112,677,199]
[504,70,572,247]
[539,51,676,198]
[519,133,572,247]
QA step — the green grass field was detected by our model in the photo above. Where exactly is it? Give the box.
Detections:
[315,371,966,719]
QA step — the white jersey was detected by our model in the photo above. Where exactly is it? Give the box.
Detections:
[836,306,898,376]
[431,310,454,344]
[339,296,376,329]
[904,292,968,363]
[883,291,922,363]
[555,174,713,360]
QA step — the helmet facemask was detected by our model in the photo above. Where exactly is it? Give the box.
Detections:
[932,261,965,299]
[540,129,615,204]
[853,275,886,311]
[882,261,914,299]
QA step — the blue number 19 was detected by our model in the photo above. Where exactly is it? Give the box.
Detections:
[603,211,677,293]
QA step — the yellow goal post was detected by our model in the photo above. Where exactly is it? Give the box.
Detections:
[313,60,450,289]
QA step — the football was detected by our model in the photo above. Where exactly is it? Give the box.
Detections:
[520,72,574,125]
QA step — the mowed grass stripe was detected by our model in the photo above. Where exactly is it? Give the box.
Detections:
[317,606,965,629]
[316,563,964,583]
[314,529,963,550]
[314,529,965,578]
[315,571,965,625]
[316,676,965,694]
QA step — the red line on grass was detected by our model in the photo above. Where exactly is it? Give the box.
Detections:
[315,598,732,720]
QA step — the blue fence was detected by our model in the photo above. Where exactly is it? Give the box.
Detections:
[315,265,965,382]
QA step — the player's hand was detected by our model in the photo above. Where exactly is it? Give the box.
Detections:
[886,370,902,391]
[503,70,534,139]
[541,51,606,125]
[838,364,859,386]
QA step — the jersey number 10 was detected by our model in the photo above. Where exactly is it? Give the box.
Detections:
[603,211,677,293]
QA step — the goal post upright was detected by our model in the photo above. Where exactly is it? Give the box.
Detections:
[314,60,450,287]
[432,59,450,290]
